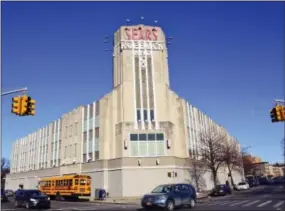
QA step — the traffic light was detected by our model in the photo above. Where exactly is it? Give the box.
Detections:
[270,106,285,122]
[20,95,29,115]
[11,95,36,116]
[26,97,36,115]
[276,106,283,121]
[11,96,22,115]
[280,106,285,120]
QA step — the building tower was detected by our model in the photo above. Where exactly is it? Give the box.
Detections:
[112,25,170,131]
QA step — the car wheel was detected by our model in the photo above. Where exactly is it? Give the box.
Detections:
[25,201,30,209]
[189,198,196,208]
[55,192,61,201]
[165,200,175,211]
[14,200,19,208]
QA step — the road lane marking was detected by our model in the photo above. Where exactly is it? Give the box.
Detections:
[257,200,272,207]
[274,201,285,208]
[243,200,260,207]
[219,200,238,205]
[229,200,249,206]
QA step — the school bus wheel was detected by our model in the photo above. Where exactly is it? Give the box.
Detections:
[55,192,61,201]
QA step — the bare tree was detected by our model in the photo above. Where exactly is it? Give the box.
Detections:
[1,158,10,177]
[197,126,226,187]
[1,158,10,188]
[221,141,243,187]
[186,153,207,192]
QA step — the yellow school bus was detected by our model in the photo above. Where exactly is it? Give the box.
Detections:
[39,174,91,200]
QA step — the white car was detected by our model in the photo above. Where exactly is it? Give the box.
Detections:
[235,182,250,190]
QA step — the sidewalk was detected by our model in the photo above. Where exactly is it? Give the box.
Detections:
[90,191,211,205]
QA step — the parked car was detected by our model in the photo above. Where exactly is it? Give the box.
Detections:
[14,189,51,209]
[141,183,197,211]
[1,188,8,202]
[210,184,232,196]
[235,182,250,190]
[247,179,259,187]
[5,189,15,197]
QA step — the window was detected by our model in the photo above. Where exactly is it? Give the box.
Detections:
[95,128,99,138]
[130,134,138,141]
[139,134,147,141]
[75,179,78,185]
[89,130,93,141]
[143,110,148,121]
[148,134,155,141]
[137,110,141,121]
[156,133,164,141]
[83,132,87,141]
[74,143,77,157]
[150,110,154,121]
[95,151,99,160]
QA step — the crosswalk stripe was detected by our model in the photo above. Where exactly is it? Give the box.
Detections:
[243,200,260,207]
[229,200,249,206]
[219,200,238,205]
[274,201,285,208]
[216,201,229,205]
[257,200,272,207]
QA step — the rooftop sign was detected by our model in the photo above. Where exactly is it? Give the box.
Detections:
[124,26,159,41]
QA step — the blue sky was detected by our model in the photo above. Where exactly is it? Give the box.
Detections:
[2,2,284,163]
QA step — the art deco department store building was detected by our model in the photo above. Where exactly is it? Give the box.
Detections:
[6,25,243,197]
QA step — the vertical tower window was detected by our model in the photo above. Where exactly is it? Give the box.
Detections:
[137,109,141,121]
[143,109,148,121]
[150,109,154,121]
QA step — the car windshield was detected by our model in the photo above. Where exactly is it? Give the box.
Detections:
[238,182,246,185]
[27,191,45,196]
[216,185,224,189]
[151,185,173,193]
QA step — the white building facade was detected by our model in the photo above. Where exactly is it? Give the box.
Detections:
[6,24,244,197]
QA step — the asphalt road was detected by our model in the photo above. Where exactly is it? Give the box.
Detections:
[197,184,285,211]
[1,185,284,211]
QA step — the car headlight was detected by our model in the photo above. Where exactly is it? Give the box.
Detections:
[30,198,38,203]
[47,197,50,200]
[156,196,167,201]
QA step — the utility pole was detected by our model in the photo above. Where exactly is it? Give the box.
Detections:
[1,87,28,96]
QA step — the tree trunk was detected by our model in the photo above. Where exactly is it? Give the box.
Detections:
[193,160,200,192]
[227,164,235,187]
[212,169,218,187]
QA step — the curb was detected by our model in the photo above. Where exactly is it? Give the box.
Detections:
[90,201,139,205]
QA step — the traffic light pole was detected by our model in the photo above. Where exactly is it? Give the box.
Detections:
[1,87,28,96]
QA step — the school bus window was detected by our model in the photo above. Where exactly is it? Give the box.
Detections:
[80,179,86,185]
[52,181,55,186]
[64,180,67,186]
[87,180,90,185]
[60,180,63,186]
[68,180,72,186]
[75,179,78,185]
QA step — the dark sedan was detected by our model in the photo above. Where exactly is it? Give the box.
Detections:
[1,189,8,202]
[141,183,197,211]
[210,184,232,196]
[14,189,51,209]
